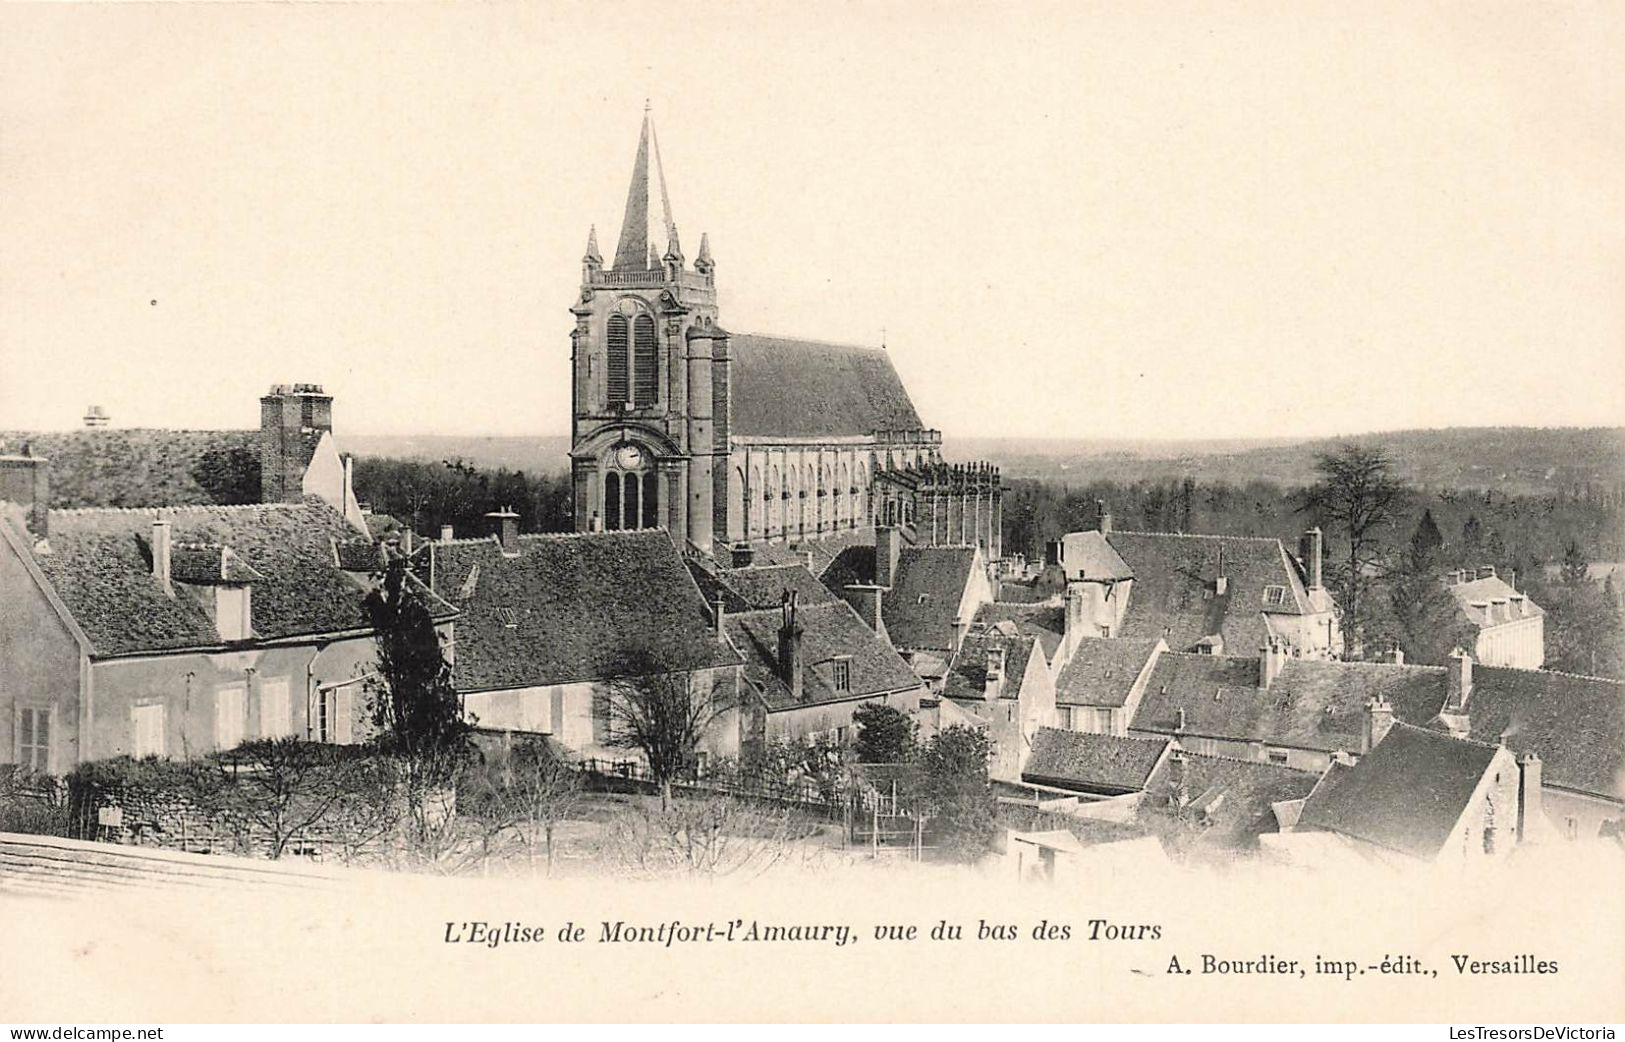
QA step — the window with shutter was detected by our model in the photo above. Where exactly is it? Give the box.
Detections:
[632,314,657,406]
[606,315,630,406]
[215,686,246,751]
[17,706,51,772]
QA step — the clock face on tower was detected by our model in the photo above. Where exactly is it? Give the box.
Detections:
[614,444,644,470]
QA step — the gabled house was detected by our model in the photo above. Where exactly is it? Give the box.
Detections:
[422,525,742,763]
[821,524,995,685]
[939,625,1057,781]
[0,498,426,771]
[1052,636,1164,735]
[723,590,926,754]
[1293,723,1536,865]
[1128,648,1447,771]
[1444,566,1544,669]
[1428,654,1622,842]
[972,602,1066,669]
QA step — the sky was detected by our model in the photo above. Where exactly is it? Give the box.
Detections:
[1,1,1622,440]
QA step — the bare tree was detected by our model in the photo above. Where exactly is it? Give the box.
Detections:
[599,648,734,807]
[187,739,383,861]
[1302,444,1405,656]
[606,794,808,880]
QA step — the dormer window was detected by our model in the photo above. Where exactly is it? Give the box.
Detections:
[1262,585,1287,607]
[216,585,252,641]
[832,657,851,693]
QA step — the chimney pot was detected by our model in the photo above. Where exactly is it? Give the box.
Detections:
[1362,697,1395,754]
[440,524,454,542]
[487,508,520,555]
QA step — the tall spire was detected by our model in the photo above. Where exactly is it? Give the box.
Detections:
[583,225,602,265]
[611,102,677,272]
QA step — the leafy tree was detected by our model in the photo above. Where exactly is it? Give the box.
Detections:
[364,558,469,758]
[1410,509,1444,561]
[600,648,734,806]
[1302,444,1406,656]
[190,447,262,505]
[853,702,916,764]
[1462,514,1483,552]
[909,725,997,863]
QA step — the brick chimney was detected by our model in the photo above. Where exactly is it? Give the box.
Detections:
[1517,751,1544,843]
[1388,644,1405,666]
[1258,639,1286,689]
[1361,697,1394,754]
[151,518,173,597]
[1299,528,1324,590]
[1096,499,1113,536]
[1214,544,1228,597]
[486,508,520,556]
[259,383,333,504]
[983,645,1007,701]
[440,524,454,542]
[778,590,804,703]
[875,525,901,588]
[0,452,50,540]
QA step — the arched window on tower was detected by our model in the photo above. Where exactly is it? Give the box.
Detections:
[633,315,657,406]
[604,473,622,531]
[606,316,630,407]
[624,473,641,529]
[642,472,659,529]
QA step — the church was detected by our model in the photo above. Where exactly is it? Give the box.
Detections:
[569,109,1002,561]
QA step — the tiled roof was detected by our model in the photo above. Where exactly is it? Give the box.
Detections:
[727,335,925,438]
[1108,531,1315,654]
[711,563,840,612]
[1133,652,1269,738]
[1055,638,1163,707]
[1446,576,1544,629]
[1299,723,1504,859]
[883,546,978,651]
[1056,531,1134,582]
[1457,666,1623,800]
[725,600,922,711]
[0,429,261,508]
[942,631,1038,702]
[1140,751,1321,850]
[973,603,1065,662]
[752,527,876,576]
[22,500,394,656]
[430,530,740,692]
[1134,653,1448,753]
[1022,728,1169,795]
[168,543,264,585]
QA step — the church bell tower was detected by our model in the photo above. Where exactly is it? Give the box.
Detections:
[570,107,729,555]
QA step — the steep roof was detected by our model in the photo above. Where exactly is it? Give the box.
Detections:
[1133,652,1268,738]
[1022,728,1169,795]
[20,500,396,656]
[1055,637,1163,708]
[1298,723,1505,859]
[725,600,921,711]
[709,563,841,612]
[727,335,925,438]
[1056,531,1134,582]
[430,530,740,692]
[973,602,1065,663]
[0,429,261,508]
[1457,666,1624,800]
[753,527,875,576]
[882,546,979,651]
[1446,576,1544,629]
[1134,653,1448,753]
[942,631,1039,703]
[1108,531,1316,654]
